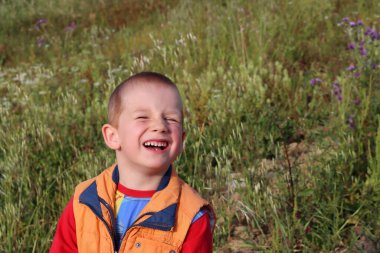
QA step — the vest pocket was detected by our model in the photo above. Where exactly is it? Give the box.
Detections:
[130,236,179,253]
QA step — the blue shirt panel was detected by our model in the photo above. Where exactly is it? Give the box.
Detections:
[115,196,150,245]
[115,196,206,247]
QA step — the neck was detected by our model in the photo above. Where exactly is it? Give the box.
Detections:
[119,169,164,190]
[116,159,168,191]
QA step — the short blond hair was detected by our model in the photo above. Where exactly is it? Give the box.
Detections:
[108,72,182,127]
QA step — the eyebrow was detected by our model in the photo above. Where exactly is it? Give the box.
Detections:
[132,108,181,113]
[164,110,181,115]
[132,109,149,113]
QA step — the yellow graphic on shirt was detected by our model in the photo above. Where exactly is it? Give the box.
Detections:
[115,190,124,215]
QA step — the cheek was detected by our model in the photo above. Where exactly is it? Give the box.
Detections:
[171,125,184,140]
[119,124,144,140]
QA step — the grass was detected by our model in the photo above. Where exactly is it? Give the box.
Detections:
[1,0,380,252]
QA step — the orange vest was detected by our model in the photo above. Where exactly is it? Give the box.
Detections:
[73,164,214,253]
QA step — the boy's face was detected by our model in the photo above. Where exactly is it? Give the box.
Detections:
[113,83,185,174]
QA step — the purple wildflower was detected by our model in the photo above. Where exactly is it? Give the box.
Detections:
[332,81,342,102]
[371,63,378,69]
[36,37,46,48]
[347,42,355,50]
[359,46,368,56]
[356,20,364,26]
[360,48,367,56]
[354,98,361,106]
[354,72,361,79]
[364,27,372,35]
[346,64,356,71]
[347,115,355,129]
[342,17,350,22]
[364,27,378,39]
[35,18,47,30]
[310,78,322,87]
[349,21,357,27]
[64,21,77,32]
[370,29,379,40]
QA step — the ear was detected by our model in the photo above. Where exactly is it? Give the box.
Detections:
[102,124,121,150]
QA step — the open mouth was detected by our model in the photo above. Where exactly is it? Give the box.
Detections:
[143,141,169,151]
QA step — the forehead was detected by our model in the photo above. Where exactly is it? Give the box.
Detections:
[121,82,183,111]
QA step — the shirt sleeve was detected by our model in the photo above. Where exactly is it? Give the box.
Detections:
[181,212,213,253]
[49,197,78,253]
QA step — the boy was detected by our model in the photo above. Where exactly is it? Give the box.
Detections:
[50,72,215,253]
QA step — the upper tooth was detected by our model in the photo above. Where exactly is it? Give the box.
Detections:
[144,141,167,147]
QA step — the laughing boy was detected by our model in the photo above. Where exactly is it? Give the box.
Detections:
[50,72,215,253]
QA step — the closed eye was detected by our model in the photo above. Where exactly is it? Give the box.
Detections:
[136,116,148,120]
[166,118,179,122]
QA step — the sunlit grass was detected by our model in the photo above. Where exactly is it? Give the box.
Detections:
[1,0,379,252]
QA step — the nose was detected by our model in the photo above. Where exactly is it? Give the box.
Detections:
[151,117,168,133]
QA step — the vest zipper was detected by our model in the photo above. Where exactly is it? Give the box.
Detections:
[99,197,118,252]
[80,198,118,253]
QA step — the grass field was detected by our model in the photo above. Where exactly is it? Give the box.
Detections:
[1,0,380,252]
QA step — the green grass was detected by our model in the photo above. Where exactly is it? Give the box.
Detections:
[1,0,380,252]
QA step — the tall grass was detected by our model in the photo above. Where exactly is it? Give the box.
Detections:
[1,0,379,252]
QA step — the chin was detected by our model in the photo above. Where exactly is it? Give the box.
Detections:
[143,163,171,173]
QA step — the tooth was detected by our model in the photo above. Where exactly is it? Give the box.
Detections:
[144,141,168,147]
